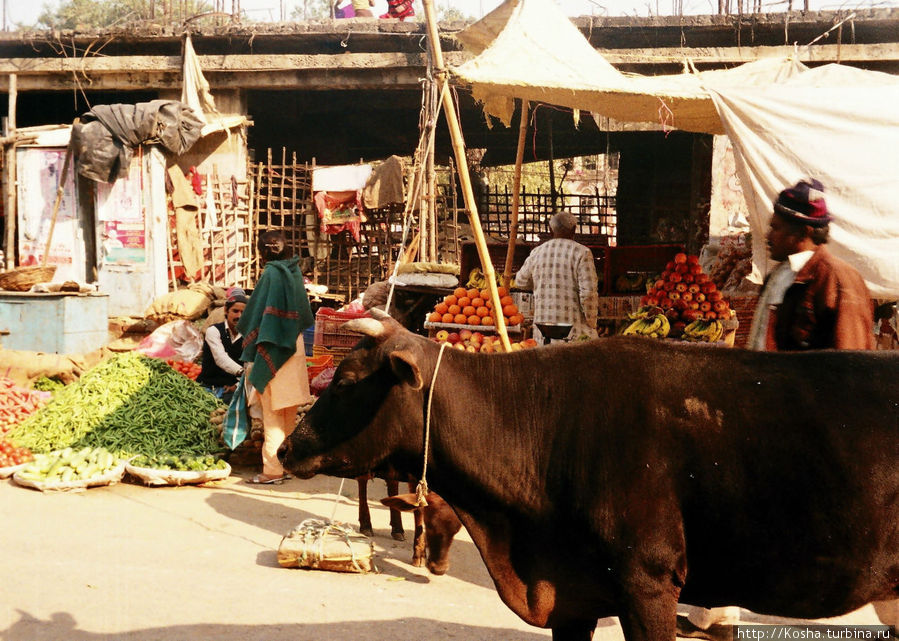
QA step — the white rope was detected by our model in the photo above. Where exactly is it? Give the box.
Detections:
[415,340,449,507]
[329,476,346,523]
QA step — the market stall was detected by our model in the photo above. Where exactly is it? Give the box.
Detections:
[449,0,899,303]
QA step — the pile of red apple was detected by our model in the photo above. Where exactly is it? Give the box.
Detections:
[433,329,539,353]
[641,252,734,337]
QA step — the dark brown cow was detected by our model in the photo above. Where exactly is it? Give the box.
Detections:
[280,311,899,641]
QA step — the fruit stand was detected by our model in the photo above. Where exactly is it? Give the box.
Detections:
[423,285,539,352]
[620,251,739,346]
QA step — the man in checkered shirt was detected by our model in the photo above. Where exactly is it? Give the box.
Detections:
[515,212,599,343]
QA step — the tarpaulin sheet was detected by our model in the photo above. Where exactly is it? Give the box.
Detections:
[74,100,203,183]
[707,65,899,298]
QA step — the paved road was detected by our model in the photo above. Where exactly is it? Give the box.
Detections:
[1,463,890,641]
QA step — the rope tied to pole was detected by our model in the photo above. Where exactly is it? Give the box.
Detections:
[416,340,448,507]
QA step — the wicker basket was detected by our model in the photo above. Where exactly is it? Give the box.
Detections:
[0,265,58,292]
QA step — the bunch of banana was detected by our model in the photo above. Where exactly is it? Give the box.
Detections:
[466,267,515,290]
[682,319,725,342]
[621,313,670,339]
[626,305,663,321]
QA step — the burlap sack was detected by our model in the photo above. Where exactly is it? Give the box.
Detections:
[0,349,96,386]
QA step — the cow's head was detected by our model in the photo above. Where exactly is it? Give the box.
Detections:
[280,309,432,480]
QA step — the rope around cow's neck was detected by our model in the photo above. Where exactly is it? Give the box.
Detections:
[416,341,449,508]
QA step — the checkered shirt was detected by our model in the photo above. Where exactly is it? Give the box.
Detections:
[515,238,599,341]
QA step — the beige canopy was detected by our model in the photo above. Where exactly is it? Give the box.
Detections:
[451,0,805,135]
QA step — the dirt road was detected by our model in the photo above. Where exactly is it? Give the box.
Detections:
[1,463,889,641]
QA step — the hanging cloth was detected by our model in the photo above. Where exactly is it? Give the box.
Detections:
[314,190,364,242]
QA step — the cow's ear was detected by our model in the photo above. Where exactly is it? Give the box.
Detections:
[389,349,423,390]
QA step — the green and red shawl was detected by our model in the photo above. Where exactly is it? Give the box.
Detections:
[238,257,314,393]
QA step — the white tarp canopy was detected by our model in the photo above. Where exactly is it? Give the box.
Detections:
[450,0,899,298]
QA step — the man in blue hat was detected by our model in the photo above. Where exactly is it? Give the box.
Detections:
[748,179,873,351]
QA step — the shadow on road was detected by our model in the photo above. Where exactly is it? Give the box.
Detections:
[204,482,497,590]
[2,610,552,641]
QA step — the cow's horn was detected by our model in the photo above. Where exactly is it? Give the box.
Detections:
[369,307,391,321]
[345,317,387,338]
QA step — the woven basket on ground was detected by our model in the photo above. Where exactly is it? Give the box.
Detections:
[0,266,57,292]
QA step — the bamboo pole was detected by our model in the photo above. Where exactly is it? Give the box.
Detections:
[427,131,437,262]
[42,127,77,267]
[502,100,528,291]
[420,0,511,351]
[3,73,16,269]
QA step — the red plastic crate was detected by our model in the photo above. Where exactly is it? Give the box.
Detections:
[313,307,370,349]
[306,354,334,381]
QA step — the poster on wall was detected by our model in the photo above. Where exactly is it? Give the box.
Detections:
[16,147,85,282]
[96,157,146,263]
[708,135,750,237]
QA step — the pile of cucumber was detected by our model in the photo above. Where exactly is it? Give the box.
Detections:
[17,447,119,483]
[129,454,228,472]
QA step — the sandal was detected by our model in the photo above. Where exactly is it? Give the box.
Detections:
[249,473,291,485]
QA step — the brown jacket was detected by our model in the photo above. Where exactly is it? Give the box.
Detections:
[768,245,874,351]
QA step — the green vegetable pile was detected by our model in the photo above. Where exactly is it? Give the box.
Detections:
[31,376,65,392]
[130,454,228,471]
[9,352,224,457]
[18,447,118,483]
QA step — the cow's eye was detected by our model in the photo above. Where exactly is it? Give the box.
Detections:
[336,377,356,388]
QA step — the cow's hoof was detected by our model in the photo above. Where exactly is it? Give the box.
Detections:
[411,556,426,568]
[675,617,732,641]
[360,526,374,538]
[391,531,406,542]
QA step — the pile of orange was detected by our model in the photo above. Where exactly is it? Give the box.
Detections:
[427,286,524,328]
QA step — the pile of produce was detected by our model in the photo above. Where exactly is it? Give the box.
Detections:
[622,312,670,339]
[0,376,50,434]
[16,447,119,484]
[639,252,735,336]
[431,328,538,353]
[708,233,752,290]
[8,352,223,458]
[620,252,736,342]
[31,376,66,393]
[129,454,228,472]
[166,359,202,381]
[465,267,514,290]
[680,318,728,343]
[426,286,523,328]
[0,437,33,468]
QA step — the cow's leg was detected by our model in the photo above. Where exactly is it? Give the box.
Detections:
[551,620,596,641]
[357,476,373,537]
[385,477,405,541]
[617,515,687,641]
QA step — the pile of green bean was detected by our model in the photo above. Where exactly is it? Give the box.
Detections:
[9,352,224,457]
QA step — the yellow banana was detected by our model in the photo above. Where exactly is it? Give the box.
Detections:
[639,316,663,336]
[657,315,670,338]
[622,319,645,336]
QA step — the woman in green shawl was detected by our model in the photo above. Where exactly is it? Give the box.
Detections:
[240,230,314,484]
